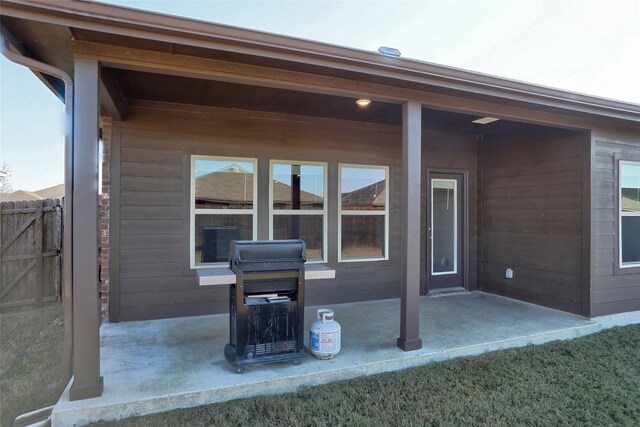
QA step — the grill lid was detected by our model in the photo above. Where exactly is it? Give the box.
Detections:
[229,240,307,269]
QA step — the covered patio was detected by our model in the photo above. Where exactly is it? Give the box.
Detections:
[2,5,639,426]
[52,292,599,425]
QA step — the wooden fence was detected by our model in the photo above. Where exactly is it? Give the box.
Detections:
[0,199,63,312]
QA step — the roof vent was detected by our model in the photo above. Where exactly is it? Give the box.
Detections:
[378,46,401,57]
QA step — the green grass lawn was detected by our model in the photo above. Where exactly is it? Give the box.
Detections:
[0,304,64,427]
[98,324,640,426]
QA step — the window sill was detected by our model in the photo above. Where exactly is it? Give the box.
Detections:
[615,263,640,275]
[197,263,335,286]
[338,257,388,263]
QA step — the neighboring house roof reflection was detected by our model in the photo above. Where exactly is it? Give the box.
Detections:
[342,180,386,209]
[195,165,323,207]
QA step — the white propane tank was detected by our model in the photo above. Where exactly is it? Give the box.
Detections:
[310,309,341,359]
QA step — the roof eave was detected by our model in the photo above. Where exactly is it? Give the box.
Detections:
[2,0,639,123]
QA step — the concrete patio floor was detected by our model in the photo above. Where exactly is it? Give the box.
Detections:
[52,292,601,425]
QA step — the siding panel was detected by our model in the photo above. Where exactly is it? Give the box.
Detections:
[120,176,183,192]
[120,220,182,235]
[481,131,586,314]
[120,234,183,250]
[114,106,484,320]
[591,132,640,316]
[422,130,479,291]
[116,107,407,320]
[120,162,183,178]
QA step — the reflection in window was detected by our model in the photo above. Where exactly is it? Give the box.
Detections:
[339,165,388,261]
[272,164,324,210]
[194,160,254,209]
[195,215,252,264]
[274,215,324,261]
[341,167,386,211]
[341,215,385,258]
[621,161,640,267]
[431,180,457,274]
[191,156,256,267]
[271,162,326,261]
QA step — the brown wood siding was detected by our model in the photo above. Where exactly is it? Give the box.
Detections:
[114,107,402,321]
[480,130,587,315]
[421,132,479,291]
[113,106,480,321]
[591,131,640,317]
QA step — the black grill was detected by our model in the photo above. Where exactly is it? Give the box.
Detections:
[224,240,307,373]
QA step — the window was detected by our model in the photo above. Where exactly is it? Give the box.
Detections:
[191,156,257,268]
[620,161,640,268]
[431,179,458,275]
[270,161,327,262]
[339,164,389,261]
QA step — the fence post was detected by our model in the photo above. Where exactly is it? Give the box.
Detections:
[54,201,63,301]
[35,200,43,308]
[0,202,3,292]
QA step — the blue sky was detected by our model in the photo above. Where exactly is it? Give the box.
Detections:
[622,163,640,188]
[1,59,65,191]
[1,0,639,191]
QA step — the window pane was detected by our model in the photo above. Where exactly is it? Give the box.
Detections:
[194,214,253,265]
[272,163,324,210]
[341,167,386,211]
[622,217,640,264]
[621,163,640,265]
[341,215,385,259]
[194,159,254,209]
[273,215,324,261]
[621,163,640,214]
[432,181,456,274]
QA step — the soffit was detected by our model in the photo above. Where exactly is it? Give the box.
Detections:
[109,67,555,135]
[1,15,72,97]
[1,1,638,128]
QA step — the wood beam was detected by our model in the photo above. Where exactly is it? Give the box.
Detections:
[398,101,423,352]
[99,68,125,120]
[69,57,103,401]
[69,40,619,131]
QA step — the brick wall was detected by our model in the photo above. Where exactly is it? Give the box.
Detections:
[100,117,111,323]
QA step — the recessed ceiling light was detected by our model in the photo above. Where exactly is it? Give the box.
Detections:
[356,99,371,107]
[472,117,500,125]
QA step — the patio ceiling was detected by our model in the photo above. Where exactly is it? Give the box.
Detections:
[107,67,403,126]
[105,67,547,135]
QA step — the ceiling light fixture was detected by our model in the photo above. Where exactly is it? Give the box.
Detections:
[356,98,372,107]
[472,117,500,125]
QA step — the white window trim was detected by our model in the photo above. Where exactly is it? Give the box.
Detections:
[619,160,640,269]
[269,159,328,264]
[430,178,458,276]
[190,155,258,269]
[338,163,390,262]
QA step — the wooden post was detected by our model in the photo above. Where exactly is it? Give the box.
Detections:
[0,202,3,293]
[35,200,43,308]
[397,101,423,351]
[54,202,62,301]
[69,57,103,400]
